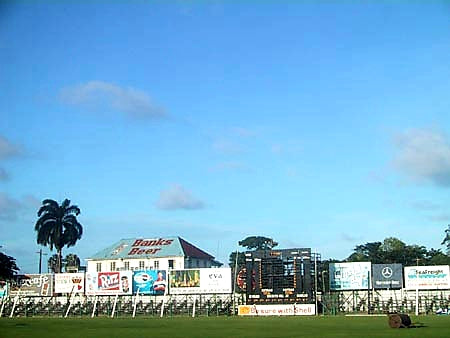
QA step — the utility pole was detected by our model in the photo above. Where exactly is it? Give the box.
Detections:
[36,249,47,274]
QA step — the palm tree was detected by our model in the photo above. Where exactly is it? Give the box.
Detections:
[35,199,83,273]
[64,253,81,272]
[47,254,59,273]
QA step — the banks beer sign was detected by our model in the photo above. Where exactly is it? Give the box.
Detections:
[126,238,174,256]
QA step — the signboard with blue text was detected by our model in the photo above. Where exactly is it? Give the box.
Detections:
[329,262,371,290]
[404,265,450,290]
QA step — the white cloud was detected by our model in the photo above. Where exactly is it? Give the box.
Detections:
[0,136,21,160]
[392,128,450,186]
[212,139,242,154]
[410,200,440,211]
[60,81,167,119]
[231,127,256,137]
[210,161,250,172]
[156,185,205,210]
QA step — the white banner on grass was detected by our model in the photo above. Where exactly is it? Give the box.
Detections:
[238,304,315,316]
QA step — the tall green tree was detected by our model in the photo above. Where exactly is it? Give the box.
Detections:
[347,241,382,263]
[228,236,278,293]
[35,199,83,273]
[0,252,19,279]
[47,254,59,273]
[346,237,430,266]
[64,253,81,272]
[238,236,278,251]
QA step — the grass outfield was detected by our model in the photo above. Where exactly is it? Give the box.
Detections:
[1,315,450,338]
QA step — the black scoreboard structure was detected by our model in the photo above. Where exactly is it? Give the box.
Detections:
[240,248,321,304]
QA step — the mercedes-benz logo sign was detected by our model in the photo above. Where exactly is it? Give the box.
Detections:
[382,266,393,279]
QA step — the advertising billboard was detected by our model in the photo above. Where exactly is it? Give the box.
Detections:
[169,268,232,294]
[329,262,371,290]
[238,304,315,316]
[132,270,167,295]
[372,264,403,289]
[404,265,450,290]
[85,271,133,295]
[54,273,85,294]
[0,281,8,298]
[10,274,53,296]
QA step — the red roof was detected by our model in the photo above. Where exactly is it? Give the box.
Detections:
[179,237,214,259]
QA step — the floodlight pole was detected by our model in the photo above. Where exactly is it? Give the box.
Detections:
[314,251,318,316]
[232,242,239,315]
[415,258,419,316]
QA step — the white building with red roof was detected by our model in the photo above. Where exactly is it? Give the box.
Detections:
[86,236,222,273]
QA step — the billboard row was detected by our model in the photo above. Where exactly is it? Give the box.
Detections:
[329,262,371,290]
[0,282,8,298]
[132,270,166,295]
[372,264,403,289]
[404,265,450,290]
[54,273,85,294]
[169,268,232,294]
[9,274,53,296]
[86,271,133,295]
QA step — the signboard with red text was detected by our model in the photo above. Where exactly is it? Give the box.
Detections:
[85,271,132,295]
[54,273,85,293]
[238,304,315,316]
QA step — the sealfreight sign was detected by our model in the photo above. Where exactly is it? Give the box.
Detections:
[54,273,85,293]
[132,270,167,295]
[85,271,133,295]
[169,268,232,294]
[329,262,371,290]
[238,304,315,316]
[372,264,403,289]
[10,274,53,296]
[404,265,450,290]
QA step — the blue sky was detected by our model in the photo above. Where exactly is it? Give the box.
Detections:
[1,1,450,273]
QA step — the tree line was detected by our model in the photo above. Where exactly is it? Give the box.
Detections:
[229,230,450,277]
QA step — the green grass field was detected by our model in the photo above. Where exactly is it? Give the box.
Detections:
[1,315,450,338]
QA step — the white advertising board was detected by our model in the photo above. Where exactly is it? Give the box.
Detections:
[85,271,133,295]
[329,262,371,290]
[169,268,232,294]
[404,265,450,290]
[54,273,85,293]
[238,304,315,316]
